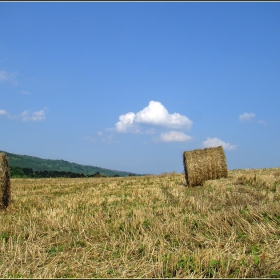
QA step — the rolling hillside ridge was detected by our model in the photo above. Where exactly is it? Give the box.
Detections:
[0,150,141,177]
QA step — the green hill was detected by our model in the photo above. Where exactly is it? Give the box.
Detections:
[0,150,140,177]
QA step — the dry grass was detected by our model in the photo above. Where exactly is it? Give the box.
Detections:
[183,146,228,187]
[0,168,280,278]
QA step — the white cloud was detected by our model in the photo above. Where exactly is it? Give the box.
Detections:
[0,108,46,121]
[21,91,31,95]
[115,112,140,133]
[160,131,192,142]
[0,109,7,115]
[203,137,237,150]
[239,112,267,125]
[239,112,256,122]
[0,70,18,85]
[19,110,46,122]
[97,131,103,136]
[135,101,192,129]
[115,101,193,133]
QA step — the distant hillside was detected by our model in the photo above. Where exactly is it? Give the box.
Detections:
[0,150,140,177]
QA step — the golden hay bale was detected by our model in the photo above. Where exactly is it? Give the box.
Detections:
[0,153,11,209]
[183,146,228,187]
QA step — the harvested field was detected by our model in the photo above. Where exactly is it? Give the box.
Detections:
[0,168,280,278]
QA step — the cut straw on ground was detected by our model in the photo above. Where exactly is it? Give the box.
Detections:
[0,168,279,278]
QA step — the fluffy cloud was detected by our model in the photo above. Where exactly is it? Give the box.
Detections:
[115,112,139,133]
[160,131,192,142]
[19,110,46,122]
[115,101,193,133]
[135,101,192,128]
[239,112,256,122]
[203,137,237,150]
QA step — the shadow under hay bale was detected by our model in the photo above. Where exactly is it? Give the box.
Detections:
[183,146,228,187]
[0,153,11,209]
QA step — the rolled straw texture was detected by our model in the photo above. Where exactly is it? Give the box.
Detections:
[183,146,228,187]
[0,153,11,209]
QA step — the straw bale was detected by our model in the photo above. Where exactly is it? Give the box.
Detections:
[183,146,228,187]
[0,153,11,209]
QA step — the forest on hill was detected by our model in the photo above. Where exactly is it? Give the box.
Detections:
[0,150,140,178]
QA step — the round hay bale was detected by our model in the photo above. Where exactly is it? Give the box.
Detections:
[0,153,11,209]
[183,146,228,187]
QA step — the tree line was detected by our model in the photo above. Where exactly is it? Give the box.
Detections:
[9,166,120,178]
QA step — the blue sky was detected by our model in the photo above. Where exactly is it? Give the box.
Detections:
[0,2,279,175]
